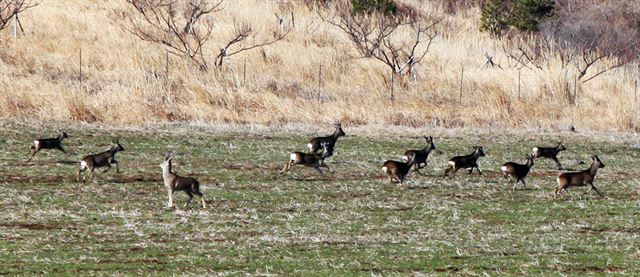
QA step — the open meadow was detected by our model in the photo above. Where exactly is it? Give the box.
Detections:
[1,121,639,275]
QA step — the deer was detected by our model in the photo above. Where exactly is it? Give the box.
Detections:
[382,153,416,184]
[442,146,486,179]
[555,155,605,198]
[501,154,535,189]
[532,142,566,170]
[160,154,207,208]
[307,121,345,155]
[402,136,436,175]
[281,142,332,177]
[26,129,69,162]
[77,140,125,182]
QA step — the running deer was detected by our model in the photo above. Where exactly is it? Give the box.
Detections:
[555,155,605,198]
[382,153,416,184]
[160,154,207,208]
[442,146,486,178]
[402,136,436,175]
[307,121,345,155]
[532,142,566,170]
[26,129,69,162]
[77,140,125,182]
[501,154,535,189]
[281,142,332,177]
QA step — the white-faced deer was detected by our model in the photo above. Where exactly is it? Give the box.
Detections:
[281,142,332,177]
[76,140,125,182]
[26,129,69,162]
[555,155,605,198]
[307,121,345,154]
[382,153,416,184]
[160,154,207,208]
[442,146,486,178]
[532,142,566,170]
[501,154,535,189]
[402,136,436,175]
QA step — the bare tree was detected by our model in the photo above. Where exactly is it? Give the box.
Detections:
[541,0,640,83]
[321,2,440,77]
[214,20,289,66]
[0,0,40,32]
[120,0,288,69]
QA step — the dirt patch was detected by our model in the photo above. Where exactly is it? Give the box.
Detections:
[436,266,461,272]
[579,226,640,235]
[0,174,69,185]
[0,222,64,230]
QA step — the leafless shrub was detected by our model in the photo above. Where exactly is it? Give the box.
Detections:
[0,0,40,32]
[119,0,288,70]
[541,0,640,82]
[321,1,440,77]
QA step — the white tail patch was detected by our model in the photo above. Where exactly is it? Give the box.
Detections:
[401,155,408,162]
[289,153,297,161]
[500,166,508,172]
[556,177,561,184]
[80,160,87,170]
[532,147,539,154]
[307,143,313,151]
[448,161,455,166]
[382,166,388,173]
[34,140,40,146]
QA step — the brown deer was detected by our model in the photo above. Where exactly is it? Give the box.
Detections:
[160,154,207,208]
[26,129,69,162]
[501,154,535,189]
[555,155,605,198]
[382,153,416,184]
[77,140,125,182]
[442,146,486,178]
[402,136,436,175]
[307,121,345,155]
[532,142,566,170]
[281,142,332,177]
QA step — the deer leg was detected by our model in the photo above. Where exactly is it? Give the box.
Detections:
[280,161,293,174]
[102,165,112,173]
[442,166,452,179]
[314,167,324,177]
[589,185,604,198]
[552,157,562,170]
[167,189,174,208]
[474,164,483,176]
[88,167,95,180]
[521,179,527,189]
[184,191,194,208]
[77,166,86,182]
[321,163,332,173]
[111,160,120,173]
[26,146,40,162]
[56,145,68,155]
[193,190,206,208]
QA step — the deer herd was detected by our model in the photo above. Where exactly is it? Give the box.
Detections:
[25,123,608,208]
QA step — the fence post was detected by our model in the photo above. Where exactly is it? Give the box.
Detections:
[79,48,83,85]
[318,65,322,97]
[459,66,464,102]
[518,70,521,99]
[165,50,169,90]
[13,13,18,38]
[243,59,247,86]
[291,12,295,28]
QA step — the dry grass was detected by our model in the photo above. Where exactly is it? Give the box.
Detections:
[0,0,638,131]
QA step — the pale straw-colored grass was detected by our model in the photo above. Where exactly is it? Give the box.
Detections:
[0,0,637,131]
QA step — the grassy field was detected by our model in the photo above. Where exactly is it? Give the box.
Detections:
[1,121,639,275]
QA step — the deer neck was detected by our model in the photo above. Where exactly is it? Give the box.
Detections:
[588,162,600,175]
[161,164,175,182]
